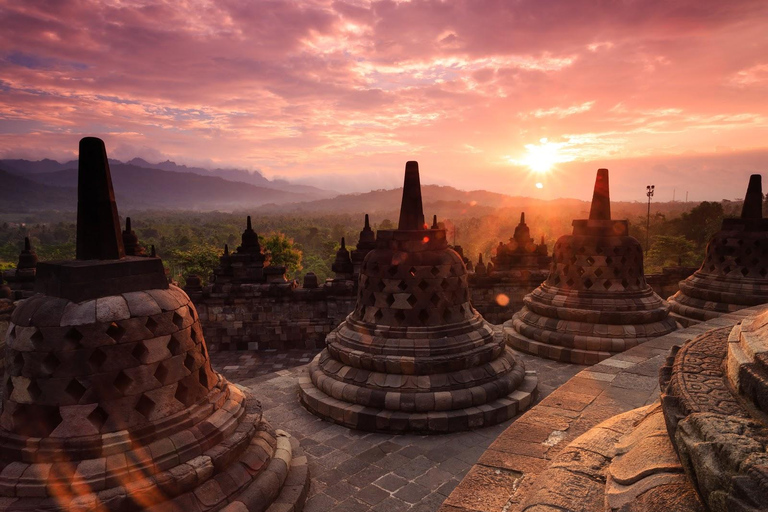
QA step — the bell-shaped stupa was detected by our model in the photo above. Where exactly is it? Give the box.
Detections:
[503,169,677,364]
[0,138,308,511]
[668,174,768,325]
[298,161,537,433]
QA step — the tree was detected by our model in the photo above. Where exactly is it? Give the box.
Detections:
[645,235,700,274]
[262,233,303,278]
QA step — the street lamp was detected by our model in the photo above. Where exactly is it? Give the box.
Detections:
[646,185,655,254]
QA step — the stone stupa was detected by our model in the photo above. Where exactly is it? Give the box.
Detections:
[504,169,678,364]
[668,174,768,326]
[298,161,538,433]
[0,138,308,511]
[492,213,550,271]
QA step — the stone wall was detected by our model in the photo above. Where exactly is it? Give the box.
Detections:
[645,266,697,300]
[468,270,549,324]
[190,281,357,351]
[0,299,15,375]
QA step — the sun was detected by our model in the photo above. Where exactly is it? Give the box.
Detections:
[521,138,562,174]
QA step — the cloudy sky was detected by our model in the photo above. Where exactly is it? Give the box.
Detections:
[1,0,767,201]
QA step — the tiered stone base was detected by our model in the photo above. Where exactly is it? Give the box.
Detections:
[0,382,309,511]
[504,284,678,364]
[298,320,538,434]
[668,273,768,326]
[659,327,768,512]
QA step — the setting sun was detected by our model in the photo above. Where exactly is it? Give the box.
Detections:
[521,138,564,173]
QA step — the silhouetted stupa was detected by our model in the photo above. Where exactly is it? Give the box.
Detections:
[503,169,678,364]
[299,161,537,433]
[668,174,768,325]
[0,138,308,511]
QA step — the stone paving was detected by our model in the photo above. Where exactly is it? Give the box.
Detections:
[209,349,581,512]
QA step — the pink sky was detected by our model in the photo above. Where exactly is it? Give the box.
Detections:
[1,0,767,201]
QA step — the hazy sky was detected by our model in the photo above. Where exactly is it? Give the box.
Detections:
[1,0,767,201]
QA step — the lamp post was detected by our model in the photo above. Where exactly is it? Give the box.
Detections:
[646,185,655,254]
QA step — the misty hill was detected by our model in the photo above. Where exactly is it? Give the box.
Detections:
[0,169,74,212]
[12,163,320,211]
[1,157,333,200]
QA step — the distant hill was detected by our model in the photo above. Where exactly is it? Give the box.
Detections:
[0,169,74,212]
[1,157,334,200]
[21,163,322,211]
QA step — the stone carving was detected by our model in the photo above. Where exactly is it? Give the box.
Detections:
[298,161,538,433]
[351,214,376,280]
[491,212,550,272]
[0,137,308,511]
[668,174,768,326]
[503,169,678,364]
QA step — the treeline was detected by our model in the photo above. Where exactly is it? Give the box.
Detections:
[0,198,754,284]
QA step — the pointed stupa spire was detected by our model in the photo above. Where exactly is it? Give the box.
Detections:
[247,215,253,230]
[588,169,611,221]
[125,216,132,232]
[520,212,525,224]
[397,161,426,230]
[224,244,230,256]
[76,137,125,260]
[432,215,438,229]
[24,237,31,252]
[341,237,346,249]
[365,214,370,229]
[150,245,156,257]
[478,253,484,264]
[741,174,763,220]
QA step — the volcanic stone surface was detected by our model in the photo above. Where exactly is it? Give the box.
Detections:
[0,137,309,511]
[668,174,768,326]
[659,307,768,512]
[503,169,678,364]
[298,161,538,433]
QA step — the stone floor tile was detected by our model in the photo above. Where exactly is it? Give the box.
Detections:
[395,482,431,504]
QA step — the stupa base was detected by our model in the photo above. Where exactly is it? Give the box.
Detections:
[298,352,538,434]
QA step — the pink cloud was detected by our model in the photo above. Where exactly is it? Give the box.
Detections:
[0,0,766,201]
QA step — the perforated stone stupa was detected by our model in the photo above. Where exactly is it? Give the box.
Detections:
[2,237,37,300]
[0,138,308,511]
[504,169,677,364]
[668,174,768,326]
[298,161,538,433]
[492,213,550,271]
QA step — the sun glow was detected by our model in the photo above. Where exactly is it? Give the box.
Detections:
[521,138,563,173]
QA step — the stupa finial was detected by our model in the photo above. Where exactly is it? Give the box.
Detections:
[364,214,370,229]
[125,216,132,232]
[521,212,525,224]
[24,237,31,252]
[247,215,252,230]
[432,215,438,229]
[341,237,346,249]
[588,168,611,221]
[741,174,763,220]
[397,161,426,230]
[76,137,125,260]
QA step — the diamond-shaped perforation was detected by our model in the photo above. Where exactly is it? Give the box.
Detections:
[394,310,406,324]
[27,380,42,401]
[397,280,408,291]
[430,293,441,307]
[175,381,190,405]
[167,335,182,356]
[172,312,184,329]
[154,362,169,385]
[89,348,107,369]
[42,353,60,375]
[190,327,198,343]
[373,309,383,322]
[5,377,13,397]
[442,308,452,323]
[113,370,132,395]
[418,280,429,292]
[145,317,159,335]
[387,265,399,276]
[132,341,149,363]
[376,280,386,292]
[64,327,83,350]
[408,266,417,277]
[603,279,612,290]
[199,367,210,388]
[184,352,196,372]
[87,406,108,431]
[594,268,603,277]
[583,278,593,289]
[135,394,155,418]
[106,322,125,342]
[12,405,61,438]
[187,305,196,321]
[65,379,86,402]
[586,256,595,265]
[418,310,429,325]
[430,266,440,276]
[385,294,395,307]
[30,330,44,349]
[407,294,418,307]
